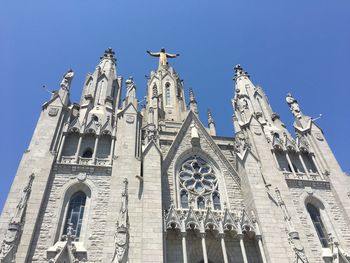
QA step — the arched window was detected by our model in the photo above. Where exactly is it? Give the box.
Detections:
[197,196,205,209]
[63,191,86,240]
[180,190,189,209]
[212,192,221,210]
[306,203,329,247]
[82,148,93,158]
[165,82,171,105]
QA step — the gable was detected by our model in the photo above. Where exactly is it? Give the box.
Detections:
[162,111,243,210]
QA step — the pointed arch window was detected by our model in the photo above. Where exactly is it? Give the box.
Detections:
[63,191,86,240]
[197,196,205,209]
[212,192,221,210]
[165,82,171,105]
[306,203,329,247]
[180,190,189,209]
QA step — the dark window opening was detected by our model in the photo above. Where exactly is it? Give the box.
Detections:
[307,203,329,247]
[82,148,93,158]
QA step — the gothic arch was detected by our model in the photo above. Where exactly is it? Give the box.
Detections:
[300,191,341,246]
[52,178,95,244]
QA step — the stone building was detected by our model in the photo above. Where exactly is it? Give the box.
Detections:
[0,47,349,263]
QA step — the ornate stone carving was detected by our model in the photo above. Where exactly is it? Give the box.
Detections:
[48,107,59,117]
[0,174,34,262]
[234,132,250,154]
[112,178,129,263]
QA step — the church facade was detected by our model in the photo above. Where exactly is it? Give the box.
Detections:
[0,48,350,263]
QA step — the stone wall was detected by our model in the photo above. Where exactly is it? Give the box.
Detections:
[28,170,111,263]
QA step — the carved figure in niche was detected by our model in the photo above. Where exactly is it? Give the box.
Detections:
[60,69,74,90]
[112,178,129,263]
[147,48,180,69]
[286,93,302,119]
[0,174,34,262]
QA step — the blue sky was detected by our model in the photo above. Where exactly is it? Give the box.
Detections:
[1,1,349,211]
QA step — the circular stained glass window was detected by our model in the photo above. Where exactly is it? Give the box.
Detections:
[178,157,218,195]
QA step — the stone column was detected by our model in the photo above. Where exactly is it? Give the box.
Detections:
[75,134,83,163]
[285,152,297,177]
[92,135,99,164]
[311,154,323,178]
[298,153,310,178]
[256,236,267,263]
[238,234,248,263]
[109,137,116,165]
[219,233,228,263]
[181,232,188,263]
[57,133,66,162]
[201,233,208,263]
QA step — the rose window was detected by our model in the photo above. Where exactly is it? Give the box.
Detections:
[178,157,218,195]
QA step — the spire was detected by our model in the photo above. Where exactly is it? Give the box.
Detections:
[207,109,216,136]
[189,88,199,116]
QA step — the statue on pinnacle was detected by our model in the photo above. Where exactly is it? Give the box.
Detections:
[147,48,180,69]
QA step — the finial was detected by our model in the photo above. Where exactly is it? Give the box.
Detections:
[234,64,249,79]
[189,88,196,103]
[100,47,116,62]
[207,109,215,124]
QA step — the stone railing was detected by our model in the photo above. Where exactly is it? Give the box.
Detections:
[78,157,92,165]
[96,158,110,166]
[60,156,76,164]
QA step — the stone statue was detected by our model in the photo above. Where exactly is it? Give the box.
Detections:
[286,93,302,119]
[0,174,34,262]
[60,69,74,90]
[125,76,136,98]
[112,178,129,263]
[147,48,180,69]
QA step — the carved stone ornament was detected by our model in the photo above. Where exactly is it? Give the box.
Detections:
[112,178,129,263]
[0,174,34,262]
[48,107,59,117]
[315,133,324,141]
[77,172,87,182]
[125,115,135,124]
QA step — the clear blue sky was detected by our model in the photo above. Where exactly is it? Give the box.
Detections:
[1,1,349,211]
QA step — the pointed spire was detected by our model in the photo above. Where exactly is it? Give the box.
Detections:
[189,88,196,103]
[189,88,198,116]
[207,109,216,136]
[207,109,215,124]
